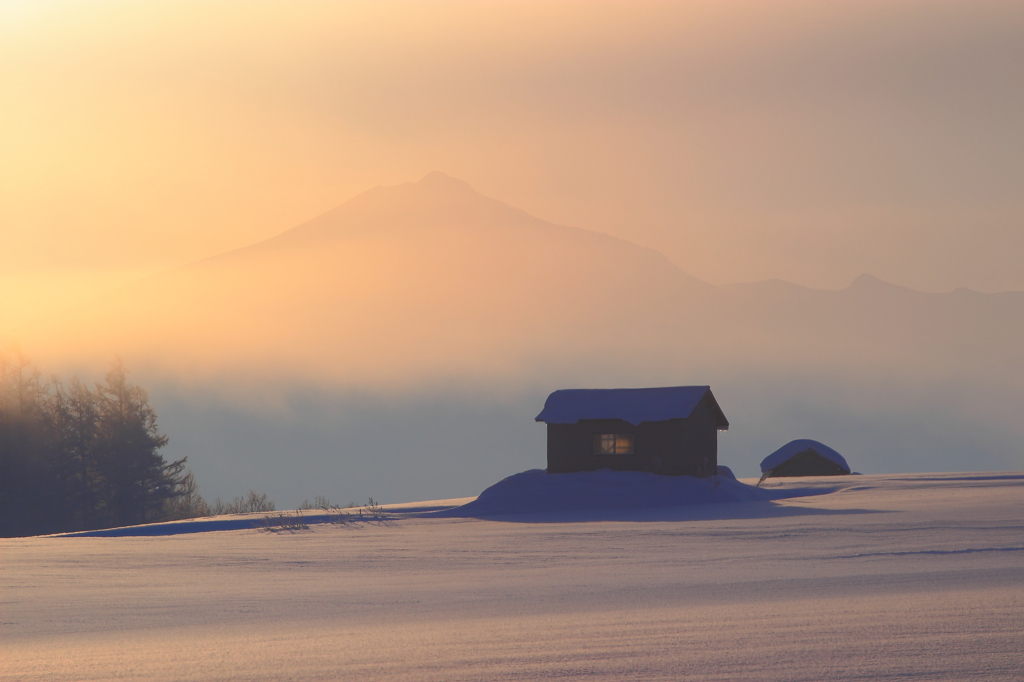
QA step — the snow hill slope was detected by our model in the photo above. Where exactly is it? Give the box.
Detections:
[3,472,1022,681]
[58,470,832,536]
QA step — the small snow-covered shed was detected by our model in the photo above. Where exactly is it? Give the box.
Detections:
[535,386,729,477]
[759,439,850,482]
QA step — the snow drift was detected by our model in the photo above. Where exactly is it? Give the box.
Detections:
[440,469,768,517]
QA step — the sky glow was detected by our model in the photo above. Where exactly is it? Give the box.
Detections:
[3,1,1023,332]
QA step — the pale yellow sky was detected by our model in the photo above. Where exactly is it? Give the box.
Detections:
[2,0,1023,330]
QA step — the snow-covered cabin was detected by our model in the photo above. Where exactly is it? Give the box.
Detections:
[759,439,851,482]
[535,386,729,477]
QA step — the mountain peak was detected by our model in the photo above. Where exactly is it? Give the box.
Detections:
[846,273,920,297]
[849,273,889,289]
[416,171,480,195]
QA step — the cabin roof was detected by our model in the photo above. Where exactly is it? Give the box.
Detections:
[535,386,729,428]
[760,439,850,473]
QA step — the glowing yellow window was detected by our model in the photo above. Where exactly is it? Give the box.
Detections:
[594,433,634,455]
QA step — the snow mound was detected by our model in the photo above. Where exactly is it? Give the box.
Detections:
[760,439,849,473]
[441,469,765,517]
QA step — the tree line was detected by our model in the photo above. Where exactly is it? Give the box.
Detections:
[0,351,201,537]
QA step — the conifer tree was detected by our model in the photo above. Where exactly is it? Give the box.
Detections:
[95,358,182,527]
[0,352,195,536]
[0,350,47,536]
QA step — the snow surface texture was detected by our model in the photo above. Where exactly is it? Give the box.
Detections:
[535,386,715,425]
[760,438,850,473]
[4,472,1024,681]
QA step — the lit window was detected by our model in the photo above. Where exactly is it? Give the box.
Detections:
[594,433,634,455]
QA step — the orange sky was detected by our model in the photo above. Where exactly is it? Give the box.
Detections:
[3,0,1023,331]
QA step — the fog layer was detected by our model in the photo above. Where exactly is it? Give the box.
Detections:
[12,175,1022,505]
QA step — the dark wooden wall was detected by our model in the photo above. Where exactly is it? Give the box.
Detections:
[546,397,720,476]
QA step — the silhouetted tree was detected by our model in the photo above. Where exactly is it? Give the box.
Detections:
[163,469,211,520]
[0,352,195,536]
[94,358,182,527]
[61,377,104,529]
[0,350,48,536]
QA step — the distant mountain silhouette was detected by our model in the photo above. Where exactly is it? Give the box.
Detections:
[21,173,719,384]
[20,172,1023,397]
[722,272,1023,389]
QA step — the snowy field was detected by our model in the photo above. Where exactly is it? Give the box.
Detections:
[3,471,1023,681]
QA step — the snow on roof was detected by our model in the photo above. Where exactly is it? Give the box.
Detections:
[760,439,850,474]
[535,386,728,428]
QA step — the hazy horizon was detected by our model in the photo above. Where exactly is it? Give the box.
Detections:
[4,168,1019,337]
[3,171,1021,506]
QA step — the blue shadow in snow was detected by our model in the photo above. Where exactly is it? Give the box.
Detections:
[59,512,347,538]
[432,501,887,524]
